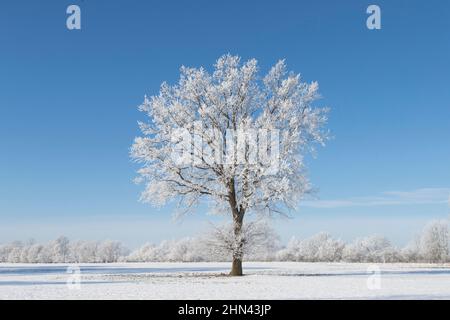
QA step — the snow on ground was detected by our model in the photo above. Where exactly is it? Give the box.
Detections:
[1,262,450,299]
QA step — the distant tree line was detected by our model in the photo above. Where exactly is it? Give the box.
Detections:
[1,220,448,264]
[0,237,128,263]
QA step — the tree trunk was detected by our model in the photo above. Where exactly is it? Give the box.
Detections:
[229,210,244,276]
[230,257,243,276]
[228,178,245,276]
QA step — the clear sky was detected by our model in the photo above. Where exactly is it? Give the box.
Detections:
[1,0,449,248]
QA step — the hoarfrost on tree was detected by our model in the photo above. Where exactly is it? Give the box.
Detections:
[131,54,329,275]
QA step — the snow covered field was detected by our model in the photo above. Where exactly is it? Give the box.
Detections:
[1,262,450,300]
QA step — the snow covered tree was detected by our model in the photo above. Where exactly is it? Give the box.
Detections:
[131,54,329,275]
[313,233,345,262]
[419,220,449,263]
[400,237,421,263]
[50,236,70,263]
[71,240,100,263]
[98,240,127,263]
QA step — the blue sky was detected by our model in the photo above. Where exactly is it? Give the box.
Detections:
[1,0,449,248]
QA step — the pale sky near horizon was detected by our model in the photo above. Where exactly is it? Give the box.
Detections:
[1,0,449,248]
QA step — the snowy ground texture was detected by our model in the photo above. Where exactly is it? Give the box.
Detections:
[1,262,450,300]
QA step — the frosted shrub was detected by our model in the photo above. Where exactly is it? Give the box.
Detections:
[275,237,300,261]
[399,238,421,263]
[276,233,344,262]
[315,234,345,262]
[204,220,280,262]
[343,235,396,263]
[98,240,128,263]
[166,238,205,262]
